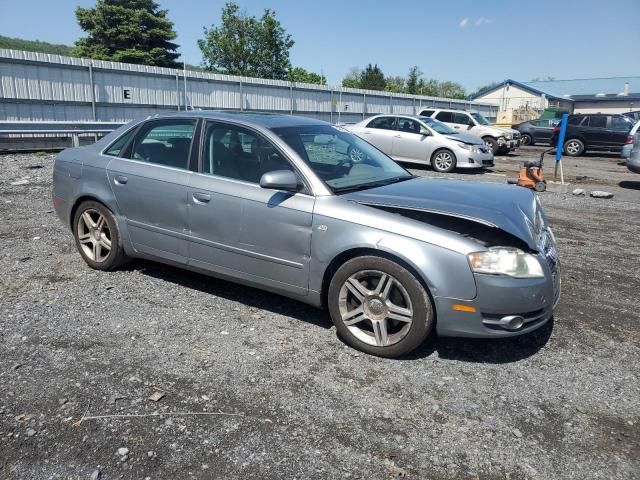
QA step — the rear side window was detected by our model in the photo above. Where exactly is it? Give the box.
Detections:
[128,120,196,170]
[104,128,136,157]
[435,111,454,122]
[366,117,396,130]
[568,116,585,126]
[587,116,607,128]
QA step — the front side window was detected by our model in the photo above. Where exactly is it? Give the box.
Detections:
[470,112,490,125]
[454,112,473,125]
[396,118,422,134]
[366,116,396,130]
[128,120,195,169]
[273,125,411,193]
[202,121,292,183]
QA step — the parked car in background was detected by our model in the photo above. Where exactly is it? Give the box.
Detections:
[514,118,558,146]
[52,112,560,357]
[623,121,640,173]
[551,113,635,156]
[343,114,493,173]
[621,120,640,160]
[623,110,640,123]
[419,108,521,155]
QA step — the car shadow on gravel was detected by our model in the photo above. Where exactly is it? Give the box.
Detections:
[619,180,640,190]
[399,318,554,363]
[131,260,333,329]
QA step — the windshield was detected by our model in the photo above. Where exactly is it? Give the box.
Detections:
[419,116,457,134]
[470,112,490,125]
[272,125,412,193]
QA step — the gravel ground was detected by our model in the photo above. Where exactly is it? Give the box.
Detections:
[1,148,639,480]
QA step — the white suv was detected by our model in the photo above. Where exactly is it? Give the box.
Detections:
[419,109,520,155]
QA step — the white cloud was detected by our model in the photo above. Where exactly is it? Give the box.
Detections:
[459,17,469,28]
[475,17,492,26]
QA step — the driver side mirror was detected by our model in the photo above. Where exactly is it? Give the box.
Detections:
[419,127,431,136]
[259,169,300,192]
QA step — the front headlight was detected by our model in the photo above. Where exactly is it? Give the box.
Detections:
[456,142,478,152]
[468,247,544,278]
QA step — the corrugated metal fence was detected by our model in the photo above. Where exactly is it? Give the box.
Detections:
[0,49,497,124]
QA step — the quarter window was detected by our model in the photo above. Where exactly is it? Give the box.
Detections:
[568,116,585,126]
[366,117,396,130]
[104,128,136,157]
[128,120,195,169]
[435,111,455,123]
[611,116,633,131]
[202,122,293,183]
[419,109,435,117]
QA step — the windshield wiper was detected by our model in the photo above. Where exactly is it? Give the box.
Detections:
[333,175,413,193]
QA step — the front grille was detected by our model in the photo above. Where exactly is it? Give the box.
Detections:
[482,159,493,165]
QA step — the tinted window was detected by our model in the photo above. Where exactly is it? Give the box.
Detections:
[611,116,634,131]
[104,127,136,157]
[202,122,292,183]
[128,120,195,169]
[435,111,454,122]
[420,109,435,117]
[366,117,396,130]
[568,116,585,126]
[531,119,549,127]
[396,118,422,134]
[454,112,472,125]
[587,116,607,128]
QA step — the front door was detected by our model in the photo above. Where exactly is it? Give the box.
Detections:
[391,117,433,163]
[188,121,314,296]
[106,119,197,264]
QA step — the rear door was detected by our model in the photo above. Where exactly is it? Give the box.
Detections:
[391,117,434,163]
[106,119,197,263]
[607,116,634,151]
[359,116,397,154]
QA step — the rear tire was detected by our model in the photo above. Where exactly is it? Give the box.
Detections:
[347,145,366,163]
[564,138,584,156]
[73,200,127,271]
[327,255,434,358]
[431,149,457,173]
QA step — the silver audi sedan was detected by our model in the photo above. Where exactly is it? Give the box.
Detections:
[343,114,494,173]
[53,112,560,357]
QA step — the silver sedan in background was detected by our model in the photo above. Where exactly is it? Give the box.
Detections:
[344,114,494,173]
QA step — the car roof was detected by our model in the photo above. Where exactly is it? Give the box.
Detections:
[419,108,478,114]
[144,110,328,129]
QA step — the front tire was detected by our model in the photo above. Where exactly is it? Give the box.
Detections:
[73,200,127,271]
[482,136,499,155]
[521,133,533,146]
[347,145,366,163]
[564,138,584,156]
[431,149,457,173]
[327,255,434,358]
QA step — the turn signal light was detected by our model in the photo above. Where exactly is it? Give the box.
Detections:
[452,304,477,313]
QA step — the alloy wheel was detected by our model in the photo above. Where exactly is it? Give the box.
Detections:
[566,141,581,155]
[434,152,453,171]
[338,270,414,347]
[77,209,112,263]
[349,147,365,163]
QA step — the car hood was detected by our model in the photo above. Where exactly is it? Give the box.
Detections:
[343,177,540,250]
[443,132,483,145]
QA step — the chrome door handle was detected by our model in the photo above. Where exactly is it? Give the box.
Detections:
[363,131,371,134]
[114,175,128,185]
[393,134,401,138]
[192,192,211,204]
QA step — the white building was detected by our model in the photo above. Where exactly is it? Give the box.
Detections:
[470,77,640,115]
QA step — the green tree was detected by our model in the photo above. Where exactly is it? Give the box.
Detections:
[0,35,73,56]
[385,76,406,93]
[341,67,361,88]
[198,2,294,79]
[406,66,422,95]
[437,81,466,99]
[287,67,326,85]
[359,64,386,91]
[469,81,499,97]
[74,0,180,67]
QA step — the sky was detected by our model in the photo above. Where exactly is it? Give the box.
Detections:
[1,0,639,92]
